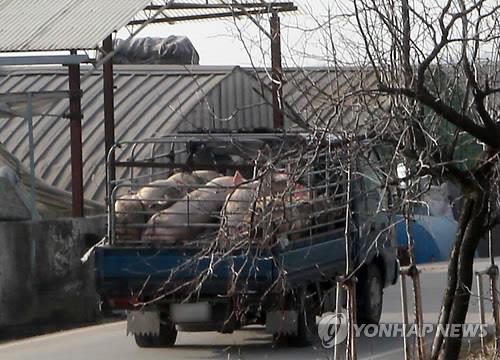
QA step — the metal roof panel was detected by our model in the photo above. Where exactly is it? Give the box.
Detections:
[0,0,152,51]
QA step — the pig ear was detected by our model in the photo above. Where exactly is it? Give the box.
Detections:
[233,171,244,186]
[294,183,306,191]
[293,183,308,199]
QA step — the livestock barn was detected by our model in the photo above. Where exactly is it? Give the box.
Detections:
[0,65,299,202]
[0,65,376,203]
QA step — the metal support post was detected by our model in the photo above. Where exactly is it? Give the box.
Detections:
[476,272,486,328]
[103,34,116,190]
[475,271,486,354]
[68,50,84,217]
[24,92,38,272]
[334,280,345,360]
[270,12,284,129]
[24,93,37,220]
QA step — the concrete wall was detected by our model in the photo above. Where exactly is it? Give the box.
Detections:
[0,216,106,331]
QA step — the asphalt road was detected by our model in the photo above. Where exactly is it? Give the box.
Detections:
[0,258,496,360]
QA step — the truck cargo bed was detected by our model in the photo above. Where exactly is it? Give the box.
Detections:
[95,233,346,300]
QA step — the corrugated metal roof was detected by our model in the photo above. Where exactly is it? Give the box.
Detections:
[0,0,151,51]
[255,67,381,129]
[0,65,283,201]
[0,65,376,204]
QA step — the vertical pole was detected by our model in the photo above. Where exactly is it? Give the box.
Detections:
[25,92,38,272]
[411,266,426,360]
[489,265,500,352]
[400,271,411,360]
[270,12,284,129]
[404,203,425,360]
[103,34,116,192]
[334,281,344,360]
[25,93,37,220]
[348,279,357,360]
[345,282,351,360]
[476,271,486,353]
[342,141,357,359]
[68,50,84,217]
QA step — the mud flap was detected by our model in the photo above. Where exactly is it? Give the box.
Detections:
[126,310,160,336]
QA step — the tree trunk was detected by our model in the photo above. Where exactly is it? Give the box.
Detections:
[430,196,473,359]
[431,185,489,360]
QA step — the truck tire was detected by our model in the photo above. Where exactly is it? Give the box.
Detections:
[287,288,319,347]
[134,334,155,348]
[134,321,178,348]
[356,264,383,325]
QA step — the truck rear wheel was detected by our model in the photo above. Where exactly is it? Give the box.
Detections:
[134,334,155,348]
[134,321,177,348]
[287,288,320,347]
[356,264,383,325]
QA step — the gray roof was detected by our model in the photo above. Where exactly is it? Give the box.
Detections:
[0,65,288,201]
[0,65,378,203]
[0,0,151,51]
[255,67,380,128]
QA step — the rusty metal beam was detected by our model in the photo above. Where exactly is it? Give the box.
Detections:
[103,34,116,189]
[144,2,296,10]
[270,12,283,129]
[128,6,296,26]
[68,50,84,217]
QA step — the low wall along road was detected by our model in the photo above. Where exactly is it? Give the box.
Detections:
[0,216,106,334]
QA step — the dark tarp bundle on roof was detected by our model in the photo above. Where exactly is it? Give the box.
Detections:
[112,36,200,65]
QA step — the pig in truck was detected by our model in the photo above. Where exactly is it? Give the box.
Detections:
[94,131,398,348]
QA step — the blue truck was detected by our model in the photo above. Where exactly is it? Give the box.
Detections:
[94,132,398,347]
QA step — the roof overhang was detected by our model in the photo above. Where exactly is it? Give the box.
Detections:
[129,2,298,25]
[0,0,153,52]
[0,1,298,53]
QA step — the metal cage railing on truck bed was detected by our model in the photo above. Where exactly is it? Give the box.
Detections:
[106,132,354,250]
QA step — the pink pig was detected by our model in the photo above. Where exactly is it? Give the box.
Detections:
[141,175,237,243]
[137,171,219,212]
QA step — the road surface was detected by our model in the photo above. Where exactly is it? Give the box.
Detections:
[0,258,496,360]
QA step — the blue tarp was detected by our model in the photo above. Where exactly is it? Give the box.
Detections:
[395,215,457,264]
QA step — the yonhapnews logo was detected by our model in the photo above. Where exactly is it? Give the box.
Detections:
[317,312,488,349]
[317,312,348,348]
